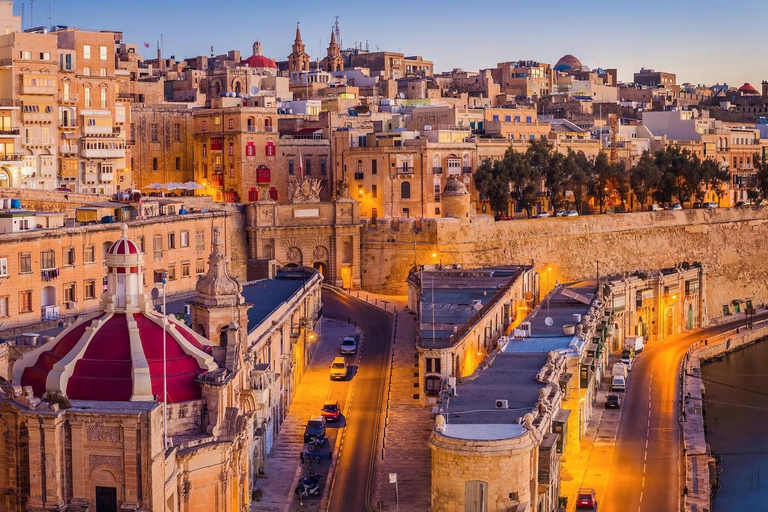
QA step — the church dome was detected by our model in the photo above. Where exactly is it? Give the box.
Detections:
[443,178,469,196]
[13,224,216,403]
[738,82,759,95]
[554,54,583,72]
[241,55,277,69]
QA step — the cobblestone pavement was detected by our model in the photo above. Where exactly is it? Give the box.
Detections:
[251,318,359,512]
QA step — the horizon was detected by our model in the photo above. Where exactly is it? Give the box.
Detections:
[12,0,766,89]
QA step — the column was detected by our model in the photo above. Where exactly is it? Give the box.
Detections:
[26,421,44,508]
[122,426,138,506]
[42,420,63,507]
[70,423,87,502]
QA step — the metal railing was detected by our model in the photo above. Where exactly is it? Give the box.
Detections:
[432,167,443,174]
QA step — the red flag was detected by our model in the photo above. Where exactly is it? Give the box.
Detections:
[144,42,149,48]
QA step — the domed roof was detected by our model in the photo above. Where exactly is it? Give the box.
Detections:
[738,82,759,95]
[241,55,277,69]
[443,178,469,196]
[554,54,583,72]
[13,224,216,403]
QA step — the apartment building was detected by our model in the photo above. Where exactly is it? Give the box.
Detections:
[56,28,129,194]
[492,60,553,99]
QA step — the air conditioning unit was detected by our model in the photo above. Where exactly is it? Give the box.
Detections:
[65,301,76,310]
[495,399,509,409]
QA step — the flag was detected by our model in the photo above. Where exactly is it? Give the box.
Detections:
[298,150,303,174]
[143,42,149,48]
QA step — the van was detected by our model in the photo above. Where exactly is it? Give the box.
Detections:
[330,357,348,380]
[611,375,626,391]
[611,362,628,380]
[624,335,645,354]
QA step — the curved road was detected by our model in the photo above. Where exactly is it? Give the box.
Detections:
[601,313,768,512]
[322,287,392,512]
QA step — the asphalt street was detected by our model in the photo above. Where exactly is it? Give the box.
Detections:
[601,313,768,512]
[322,287,392,512]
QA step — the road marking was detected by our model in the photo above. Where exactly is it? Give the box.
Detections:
[643,464,646,474]
[642,476,645,487]
[646,439,649,449]
[640,491,644,502]
[644,451,647,461]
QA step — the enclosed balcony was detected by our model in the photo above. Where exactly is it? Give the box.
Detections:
[80,138,125,159]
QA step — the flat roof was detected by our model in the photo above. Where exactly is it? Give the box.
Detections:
[241,277,307,333]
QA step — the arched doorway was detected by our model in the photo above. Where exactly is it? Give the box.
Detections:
[312,262,327,276]
[665,308,674,336]
[41,286,55,308]
[687,304,694,330]
[0,169,10,188]
[635,316,645,337]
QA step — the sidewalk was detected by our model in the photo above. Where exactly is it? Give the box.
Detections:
[251,318,358,512]
[348,290,433,512]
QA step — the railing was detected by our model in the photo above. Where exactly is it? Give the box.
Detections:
[0,153,25,161]
[210,175,224,187]
[246,126,256,132]
[354,172,364,180]
[397,167,415,174]
[0,58,11,67]
[60,144,78,155]
[61,93,79,102]
[432,167,443,174]
[0,129,19,135]
[265,126,275,133]
[462,166,472,174]
[24,137,54,146]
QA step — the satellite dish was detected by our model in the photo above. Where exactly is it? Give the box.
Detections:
[250,85,260,95]
[545,317,554,327]
[151,287,160,300]
[398,92,405,99]
[244,94,251,100]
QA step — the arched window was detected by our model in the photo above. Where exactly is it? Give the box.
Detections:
[219,326,229,347]
[234,82,242,94]
[400,181,411,199]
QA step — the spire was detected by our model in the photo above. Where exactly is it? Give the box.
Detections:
[194,227,244,307]
[294,22,303,44]
[330,29,336,47]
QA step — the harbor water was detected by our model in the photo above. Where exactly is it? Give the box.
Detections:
[702,340,768,511]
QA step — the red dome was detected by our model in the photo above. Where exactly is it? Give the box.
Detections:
[241,55,277,69]
[107,238,140,255]
[738,83,759,95]
[16,312,214,403]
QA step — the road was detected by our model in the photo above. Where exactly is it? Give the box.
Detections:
[601,313,768,512]
[321,287,392,512]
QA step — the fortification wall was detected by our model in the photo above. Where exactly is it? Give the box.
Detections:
[361,208,768,318]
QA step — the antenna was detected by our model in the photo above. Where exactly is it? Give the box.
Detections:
[30,0,34,29]
[47,0,51,30]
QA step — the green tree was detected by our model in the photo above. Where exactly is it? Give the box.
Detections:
[473,158,510,214]
[630,151,662,210]
[754,152,768,200]
[591,151,615,213]
[567,151,592,213]
[703,159,730,204]
[545,151,569,210]
[505,149,538,218]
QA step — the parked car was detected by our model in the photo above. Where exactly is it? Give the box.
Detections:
[611,375,626,391]
[555,209,567,217]
[651,203,664,211]
[624,335,645,354]
[620,350,634,370]
[734,201,752,207]
[494,213,512,221]
[669,203,682,211]
[303,416,326,443]
[340,336,358,355]
[705,202,720,209]
[576,488,598,510]
[330,356,349,380]
[321,400,341,422]
[605,394,621,409]
[534,211,551,218]
[567,210,579,217]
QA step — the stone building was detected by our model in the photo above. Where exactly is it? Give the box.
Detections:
[407,265,536,406]
[0,224,322,511]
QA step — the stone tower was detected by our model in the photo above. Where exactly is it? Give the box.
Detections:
[441,178,471,223]
[288,23,310,72]
[322,30,344,72]
[189,227,251,353]
[253,41,263,57]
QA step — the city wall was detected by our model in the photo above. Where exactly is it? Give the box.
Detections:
[361,208,768,317]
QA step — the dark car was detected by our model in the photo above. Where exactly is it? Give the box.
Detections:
[303,416,326,443]
[576,488,598,510]
[321,400,341,422]
[605,394,621,409]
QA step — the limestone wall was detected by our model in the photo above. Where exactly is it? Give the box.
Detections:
[361,208,768,318]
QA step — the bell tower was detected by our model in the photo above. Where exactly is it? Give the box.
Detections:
[322,29,344,72]
[288,22,310,73]
[189,227,251,353]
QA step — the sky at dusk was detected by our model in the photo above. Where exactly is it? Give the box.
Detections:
[16,0,767,88]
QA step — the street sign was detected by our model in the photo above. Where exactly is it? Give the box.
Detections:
[389,473,397,484]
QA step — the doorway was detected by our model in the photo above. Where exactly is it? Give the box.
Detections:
[95,486,117,512]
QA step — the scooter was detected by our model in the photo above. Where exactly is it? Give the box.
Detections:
[306,434,327,452]
[295,476,322,497]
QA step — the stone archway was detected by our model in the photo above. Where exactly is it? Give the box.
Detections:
[0,168,11,188]
[313,262,327,276]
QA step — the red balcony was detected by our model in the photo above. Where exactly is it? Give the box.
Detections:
[210,174,224,187]
[257,167,271,184]
[224,191,238,203]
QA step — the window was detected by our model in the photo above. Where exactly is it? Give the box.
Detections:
[424,376,441,396]
[214,116,221,125]
[305,159,311,174]
[153,235,163,258]
[19,291,32,313]
[167,264,176,281]
[196,230,205,251]
[0,296,7,317]
[425,357,442,373]
[83,45,91,59]
[435,184,441,201]
[150,123,158,142]
[181,261,191,278]
[492,115,499,121]
[288,159,294,175]
[202,144,207,157]
[40,250,55,270]
[175,157,180,171]
[65,247,75,266]
[84,86,91,107]
[99,45,107,60]
[246,142,255,157]
[514,115,521,122]
[40,52,50,61]
[196,258,206,275]
[228,118,234,129]
[371,159,377,174]
[20,50,31,59]
[400,181,411,199]
[152,157,158,171]
[321,158,327,175]
[84,245,95,263]
[83,66,90,76]
[173,123,181,142]
[64,282,76,302]
[202,120,207,131]
[180,230,190,247]
[0,257,6,277]
[402,207,410,218]
[526,116,532,122]
[372,184,377,198]
[504,115,511,122]
[99,67,106,77]
[168,232,176,249]
[84,280,96,300]
[229,142,234,156]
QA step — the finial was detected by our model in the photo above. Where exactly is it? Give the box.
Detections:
[120,223,128,238]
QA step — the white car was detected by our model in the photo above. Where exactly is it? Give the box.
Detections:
[669,203,682,211]
[534,211,551,218]
[651,204,663,211]
[705,202,719,209]
[566,210,579,217]
[555,210,567,217]
[340,336,358,355]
